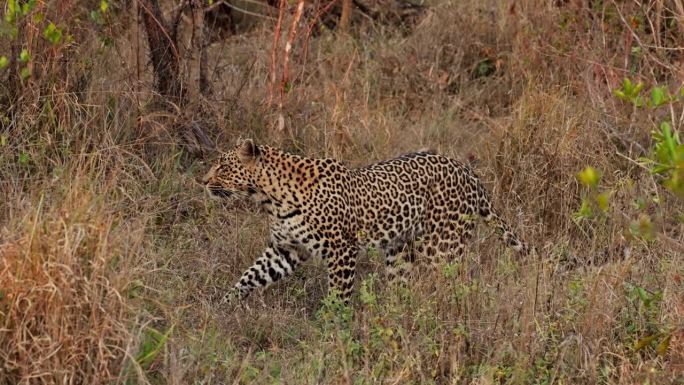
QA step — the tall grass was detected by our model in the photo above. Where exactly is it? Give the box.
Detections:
[1,0,683,383]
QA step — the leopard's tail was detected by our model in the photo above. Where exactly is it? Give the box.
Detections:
[475,181,531,255]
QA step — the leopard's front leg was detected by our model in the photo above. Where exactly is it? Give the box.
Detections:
[223,243,305,303]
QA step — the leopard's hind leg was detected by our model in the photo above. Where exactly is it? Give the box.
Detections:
[384,241,415,282]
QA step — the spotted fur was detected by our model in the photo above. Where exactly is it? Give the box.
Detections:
[202,139,530,303]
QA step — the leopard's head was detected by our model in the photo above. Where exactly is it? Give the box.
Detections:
[201,138,260,200]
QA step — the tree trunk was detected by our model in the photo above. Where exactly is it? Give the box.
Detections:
[187,0,205,105]
[138,0,214,156]
[339,0,352,31]
[139,0,182,102]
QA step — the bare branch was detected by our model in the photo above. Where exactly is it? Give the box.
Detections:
[268,0,286,106]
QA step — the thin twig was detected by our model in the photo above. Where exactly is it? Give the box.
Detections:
[171,0,189,41]
[213,0,277,20]
[281,0,306,104]
[268,0,286,106]
[229,59,257,112]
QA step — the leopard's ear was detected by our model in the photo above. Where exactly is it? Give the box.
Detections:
[237,138,260,167]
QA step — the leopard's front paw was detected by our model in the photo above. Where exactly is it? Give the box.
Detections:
[220,286,249,305]
[220,290,234,304]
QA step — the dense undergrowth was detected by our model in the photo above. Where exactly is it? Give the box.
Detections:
[1,0,683,383]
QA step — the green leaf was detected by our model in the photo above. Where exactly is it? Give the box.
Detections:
[636,287,650,304]
[136,325,174,369]
[661,122,677,161]
[126,279,144,298]
[6,0,16,23]
[634,334,659,351]
[615,78,645,106]
[632,81,644,96]
[634,95,644,108]
[613,89,626,100]
[21,0,36,15]
[18,152,30,166]
[573,198,593,221]
[656,334,671,356]
[650,86,668,107]
[0,134,7,146]
[19,48,30,62]
[100,0,109,12]
[242,365,260,382]
[43,22,63,45]
[475,59,496,78]
[90,10,103,24]
[633,197,646,210]
[20,66,30,80]
[577,166,601,188]
[664,165,684,197]
[630,215,654,241]
[0,56,8,70]
[596,191,610,212]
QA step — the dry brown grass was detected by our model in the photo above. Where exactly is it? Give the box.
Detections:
[1,0,684,383]
[1,194,129,383]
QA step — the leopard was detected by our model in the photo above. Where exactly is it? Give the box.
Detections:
[201,138,531,304]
